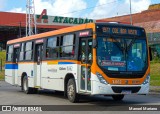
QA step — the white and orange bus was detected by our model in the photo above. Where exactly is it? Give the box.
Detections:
[5,22,151,102]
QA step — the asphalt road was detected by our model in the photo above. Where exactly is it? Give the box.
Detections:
[0,81,160,114]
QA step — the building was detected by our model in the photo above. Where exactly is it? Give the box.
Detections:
[0,10,94,50]
[97,4,160,57]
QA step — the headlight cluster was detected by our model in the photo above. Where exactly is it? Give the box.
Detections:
[96,72,108,85]
[143,74,150,85]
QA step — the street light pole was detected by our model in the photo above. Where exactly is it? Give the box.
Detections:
[130,0,133,25]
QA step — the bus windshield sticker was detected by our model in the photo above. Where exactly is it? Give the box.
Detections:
[108,67,118,71]
[101,60,125,67]
[111,56,121,61]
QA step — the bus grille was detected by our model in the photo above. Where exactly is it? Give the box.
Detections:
[111,87,141,93]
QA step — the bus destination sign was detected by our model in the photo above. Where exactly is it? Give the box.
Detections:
[97,26,145,36]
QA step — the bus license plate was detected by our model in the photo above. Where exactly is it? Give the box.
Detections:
[121,90,131,94]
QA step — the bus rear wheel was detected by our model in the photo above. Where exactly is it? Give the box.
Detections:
[112,95,124,101]
[67,78,79,103]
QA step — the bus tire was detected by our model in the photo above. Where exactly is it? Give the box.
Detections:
[112,95,124,101]
[67,78,79,103]
[31,88,38,94]
[22,76,32,94]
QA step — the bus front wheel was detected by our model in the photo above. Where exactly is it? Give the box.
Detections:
[112,95,124,101]
[67,78,79,103]
[22,76,37,94]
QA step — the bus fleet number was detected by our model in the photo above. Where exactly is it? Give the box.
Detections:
[112,80,122,84]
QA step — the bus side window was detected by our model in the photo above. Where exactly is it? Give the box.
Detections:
[46,37,59,59]
[60,34,75,58]
[13,48,20,63]
[24,42,33,60]
[19,43,24,61]
[6,45,13,61]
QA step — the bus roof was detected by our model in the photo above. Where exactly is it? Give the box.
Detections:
[7,22,144,45]
[7,23,96,45]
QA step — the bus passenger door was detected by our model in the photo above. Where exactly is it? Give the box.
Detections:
[35,44,43,87]
[79,38,92,93]
[13,47,20,85]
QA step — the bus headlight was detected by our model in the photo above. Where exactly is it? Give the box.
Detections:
[143,74,150,85]
[96,72,108,85]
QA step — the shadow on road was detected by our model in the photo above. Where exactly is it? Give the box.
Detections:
[21,89,155,105]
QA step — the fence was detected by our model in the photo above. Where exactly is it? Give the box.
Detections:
[147,32,160,59]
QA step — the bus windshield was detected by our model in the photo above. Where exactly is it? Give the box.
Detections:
[97,36,148,72]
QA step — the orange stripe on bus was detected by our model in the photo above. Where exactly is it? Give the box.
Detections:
[7,23,95,44]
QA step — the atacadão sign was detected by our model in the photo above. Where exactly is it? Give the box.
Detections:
[53,16,94,24]
[36,15,95,26]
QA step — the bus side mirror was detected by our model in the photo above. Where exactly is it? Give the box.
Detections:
[149,47,152,61]
[93,39,97,48]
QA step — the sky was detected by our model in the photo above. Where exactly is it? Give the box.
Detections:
[0,0,159,19]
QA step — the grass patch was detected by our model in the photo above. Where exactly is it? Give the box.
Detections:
[0,70,4,80]
[150,62,160,86]
[0,51,6,80]
[0,51,6,67]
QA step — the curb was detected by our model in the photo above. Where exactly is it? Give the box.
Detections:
[149,86,160,94]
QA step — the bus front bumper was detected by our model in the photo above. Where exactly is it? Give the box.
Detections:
[92,80,149,95]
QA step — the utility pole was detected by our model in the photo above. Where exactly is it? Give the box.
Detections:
[130,0,133,25]
[26,0,37,36]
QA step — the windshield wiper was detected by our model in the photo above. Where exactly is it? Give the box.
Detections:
[126,36,136,52]
[110,36,125,52]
